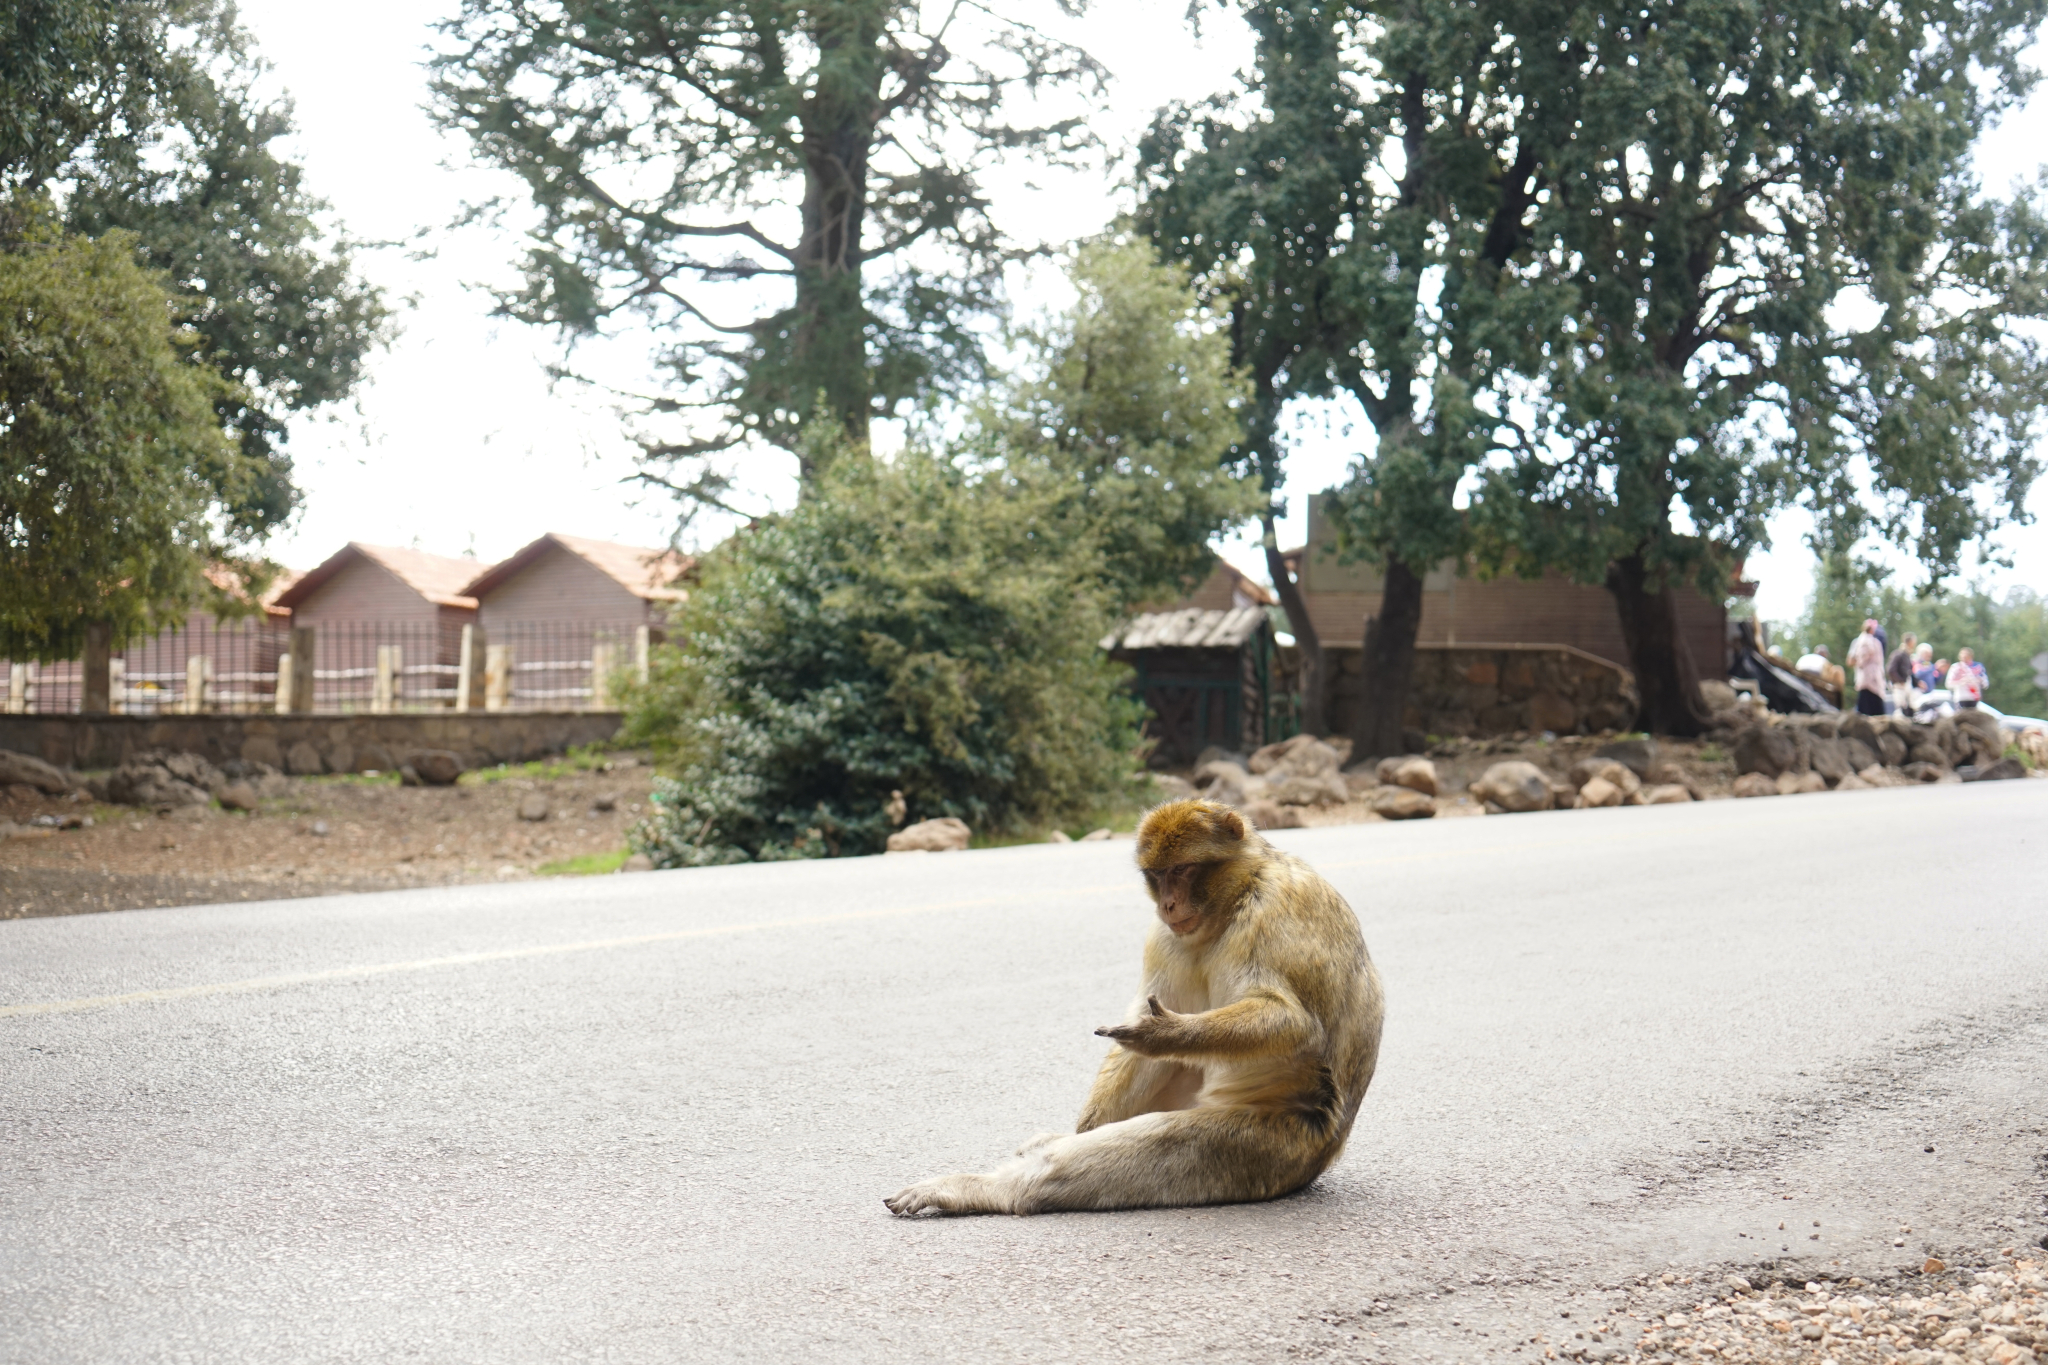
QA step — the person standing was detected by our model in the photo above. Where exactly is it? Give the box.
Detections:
[1846,619,1887,716]
[1946,648,1988,709]
[1912,643,1939,693]
[1888,631,1919,713]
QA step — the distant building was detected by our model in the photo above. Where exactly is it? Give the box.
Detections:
[459,532,692,637]
[271,544,486,697]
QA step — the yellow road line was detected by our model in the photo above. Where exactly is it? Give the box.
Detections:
[0,802,1820,1021]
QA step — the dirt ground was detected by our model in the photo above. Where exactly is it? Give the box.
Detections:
[0,755,657,919]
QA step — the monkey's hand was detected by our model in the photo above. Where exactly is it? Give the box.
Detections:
[1094,996,1187,1056]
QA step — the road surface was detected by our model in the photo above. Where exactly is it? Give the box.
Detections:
[4,782,2046,1362]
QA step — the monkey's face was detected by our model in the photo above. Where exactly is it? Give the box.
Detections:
[1145,864,1206,935]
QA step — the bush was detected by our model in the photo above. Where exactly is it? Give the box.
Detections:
[624,447,1149,866]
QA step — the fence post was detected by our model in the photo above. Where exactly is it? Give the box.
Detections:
[184,656,212,713]
[634,624,650,686]
[455,624,476,713]
[591,637,617,711]
[287,626,315,713]
[6,662,24,714]
[373,644,402,713]
[484,644,511,712]
[83,622,112,713]
[274,652,294,714]
[109,658,125,714]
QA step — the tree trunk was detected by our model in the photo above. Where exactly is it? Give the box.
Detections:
[1353,554,1424,757]
[1605,551,1712,737]
[1263,512,1326,737]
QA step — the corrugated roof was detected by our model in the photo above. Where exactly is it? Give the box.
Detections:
[1103,607,1269,652]
[274,543,486,611]
[460,533,695,604]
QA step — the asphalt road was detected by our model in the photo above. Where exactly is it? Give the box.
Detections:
[4,782,2046,1363]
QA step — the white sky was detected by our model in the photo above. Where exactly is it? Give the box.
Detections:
[236,0,2048,622]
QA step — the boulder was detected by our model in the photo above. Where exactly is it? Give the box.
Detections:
[407,750,464,786]
[1193,759,1251,791]
[1841,735,1881,771]
[1776,770,1827,795]
[1380,756,1438,797]
[1371,787,1435,820]
[239,735,284,769]
[1243,800,1303,830]
[355,743,396,773]
[1731,772,1778,798]
[1838,713,1879,745]
[1080,827,1114,841]
[886,816,971,852]
[398,764,423,787]
[1833,772,1873,791]
[1193,746,1247,770]
[1964,757,2028,782]
[1340,765,1380,797]
[285,741,324,776]
[1594,737,1657,778]
[1952,706,2004,758]
[1577,776,1624,808]
[1901,761,1945,783]
[1046,830,1073,843]
[1875,730,1908,767]
[517,793,551,821]
[1699,679,1739,711]
[216,782,259,811]
[106,761,208,808]
[161,752,224,793]
[1642,783,1692,804]
[0,749,75,794]
[1470,761,1553,813]
[1860,764,1909,788]
[1249,734,1342,777]
[1267,773,1350,807]
[1807,736,1853,784]
[1732,725,1796,778]
[1568,757,1641,796]
[1150,774,1196,800]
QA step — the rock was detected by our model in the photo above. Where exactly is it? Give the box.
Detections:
[1859,763,1907,788]
[239,735,284,769]
[1340,764,1380,796]
[1953,705,2004,754]
[883,789,907,827]
[1876,730,1909,767]
[1642,783,1692,803]
[1324,737,1353,767]
[1381,756,1438,796]
[886,816,970,852]
[1924,1258,1946,1274]
[1577,775,1624,808]
[327,744,355,775]
[1243,800,1303,830]
[1699,679,1739,711]
[620,853,656,872]
[256,772,290,799]
[1371,787,1436,820]
[161,752,223,792]
[1470,761,1553,813]
[1842,735,1881,771]
[517,793,551,821]
[1839,713,1879,745]
[309,820,331,837]
[1902,761,1946,783]
[0,749,75,794]
[106,762,209,808]
[1079,827,1114,841]
[1046,829,1073,843]
[1808,735,1853,783]
[1833,772,1873,791]
[398,764,423,786]
[1194,759,1252,791]
[1568,756,1641,796]
[1527,691,1578,734]
[406,749,463,785]
[1594,737,1657,778]
[1249,734,1343,778]
[1966,757,2029,782]
[355,743,396,773]
[1733,725,1797,777]
[216,782,259,811]
[1731,772,1778,798]
[1150,774,1195,800]
[285,740,324,776]
[1267,773,1350,807]
[591,793,618,813]
[1777,770,1827,795]
[1193,746,1247,770]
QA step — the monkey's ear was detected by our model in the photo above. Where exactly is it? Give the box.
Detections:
[1215,808,1247,842]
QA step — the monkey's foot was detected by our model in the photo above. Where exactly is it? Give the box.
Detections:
[884,1173,1013,1217]
[884,1179,953,1216]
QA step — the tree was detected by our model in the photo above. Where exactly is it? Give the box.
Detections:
[2,0,388,537]
[970,236,1260,611]
[429,0,1104,512]
[1137,0,1571,748]
[1471,0,2048,735]
[0,213,270,659]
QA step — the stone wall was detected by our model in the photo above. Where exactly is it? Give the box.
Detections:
[0,712,624,774]
[1324,644,1640,738]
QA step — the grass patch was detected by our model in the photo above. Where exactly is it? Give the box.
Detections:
[538,848,631,877]
[2007,740,2035,770]
[309,770,402,787]
[1696,743,1727,763]
[464,744,633,786]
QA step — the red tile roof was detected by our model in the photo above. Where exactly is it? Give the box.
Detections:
[273,543,488,611]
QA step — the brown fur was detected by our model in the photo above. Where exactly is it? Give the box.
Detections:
[884,799,1385,1216]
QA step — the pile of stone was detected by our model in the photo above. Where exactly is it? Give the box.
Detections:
[1186,734,1369,828]
[1724,708,2025,797]
[1466,737,1697,814]
[77,751,289,811]
[0,748,82,798]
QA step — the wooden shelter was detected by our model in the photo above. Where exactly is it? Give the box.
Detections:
[1104,606,1282,766]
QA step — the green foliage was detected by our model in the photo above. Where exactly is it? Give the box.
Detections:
[972,238,1261,609]
[539,848,631,877]
[429,0,1104,508]
[622,436,1148,867]
[1469,0,2048,604]
[1785,554,2048,718]
[2,1,387,537]
[0,210,265,658]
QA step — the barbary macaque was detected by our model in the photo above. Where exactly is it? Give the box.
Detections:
[885,799,1384,1215]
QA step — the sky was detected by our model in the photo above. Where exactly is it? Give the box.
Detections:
[235,0,2048,624]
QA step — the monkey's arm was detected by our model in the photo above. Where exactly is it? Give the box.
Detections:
[1096,989,1318,1060]
[1074,1044,1181,1132]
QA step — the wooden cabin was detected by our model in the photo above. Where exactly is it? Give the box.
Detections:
[460,533,692,635]
[271,544,485,704]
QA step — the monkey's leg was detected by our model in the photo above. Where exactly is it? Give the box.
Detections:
[886,1107,1333,1217]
